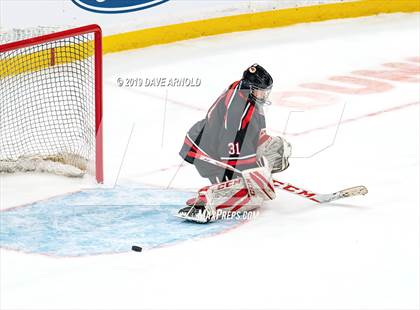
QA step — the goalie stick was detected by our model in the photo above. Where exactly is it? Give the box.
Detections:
[192,153,368,203]
[272,180,367,203]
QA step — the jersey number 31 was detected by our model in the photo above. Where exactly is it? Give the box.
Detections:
[228,142,240,155]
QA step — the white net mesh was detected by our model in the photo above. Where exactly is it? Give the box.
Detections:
[0,31,97,178]
[0,26,67,45]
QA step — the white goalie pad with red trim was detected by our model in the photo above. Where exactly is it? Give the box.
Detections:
[177,177,264,223]
[242,165,276,200]
[205,178,263,216]
[185,165,273,221]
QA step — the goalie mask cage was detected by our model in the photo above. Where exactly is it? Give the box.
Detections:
[0,25,103,183]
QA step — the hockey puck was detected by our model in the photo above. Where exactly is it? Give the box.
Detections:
[131,245,142,252]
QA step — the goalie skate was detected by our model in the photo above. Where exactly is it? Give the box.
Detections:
[176,205,213,223]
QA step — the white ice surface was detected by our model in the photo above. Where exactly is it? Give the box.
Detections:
[1,13,419,309]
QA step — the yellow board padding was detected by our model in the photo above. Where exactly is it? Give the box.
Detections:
[0,0,418,79]
[103,0,420,54]
[0,42,94,78]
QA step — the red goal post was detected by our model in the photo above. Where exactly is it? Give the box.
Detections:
[0,25,103,183]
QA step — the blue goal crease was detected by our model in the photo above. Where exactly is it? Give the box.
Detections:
[0,186,244,257]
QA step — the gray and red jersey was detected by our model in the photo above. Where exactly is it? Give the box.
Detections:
[179,80,266,182]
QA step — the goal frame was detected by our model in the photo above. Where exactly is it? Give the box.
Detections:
[0,24,103,183]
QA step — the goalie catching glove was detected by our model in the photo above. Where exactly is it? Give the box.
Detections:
[257,132,292,174]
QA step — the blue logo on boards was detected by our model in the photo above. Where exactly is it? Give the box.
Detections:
[0,186,244,257]
[71,0,169,13]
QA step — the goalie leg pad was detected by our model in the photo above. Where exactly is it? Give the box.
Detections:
[242,165,276,200]
[179,177,265,222]
[205,167,274,219]
[179,162,276,222]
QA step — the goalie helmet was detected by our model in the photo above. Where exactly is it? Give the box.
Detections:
[242,64,273,105]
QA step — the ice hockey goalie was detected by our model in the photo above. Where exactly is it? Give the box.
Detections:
[178,64,292,223]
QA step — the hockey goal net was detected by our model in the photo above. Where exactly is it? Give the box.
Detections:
[0,25,103,183]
